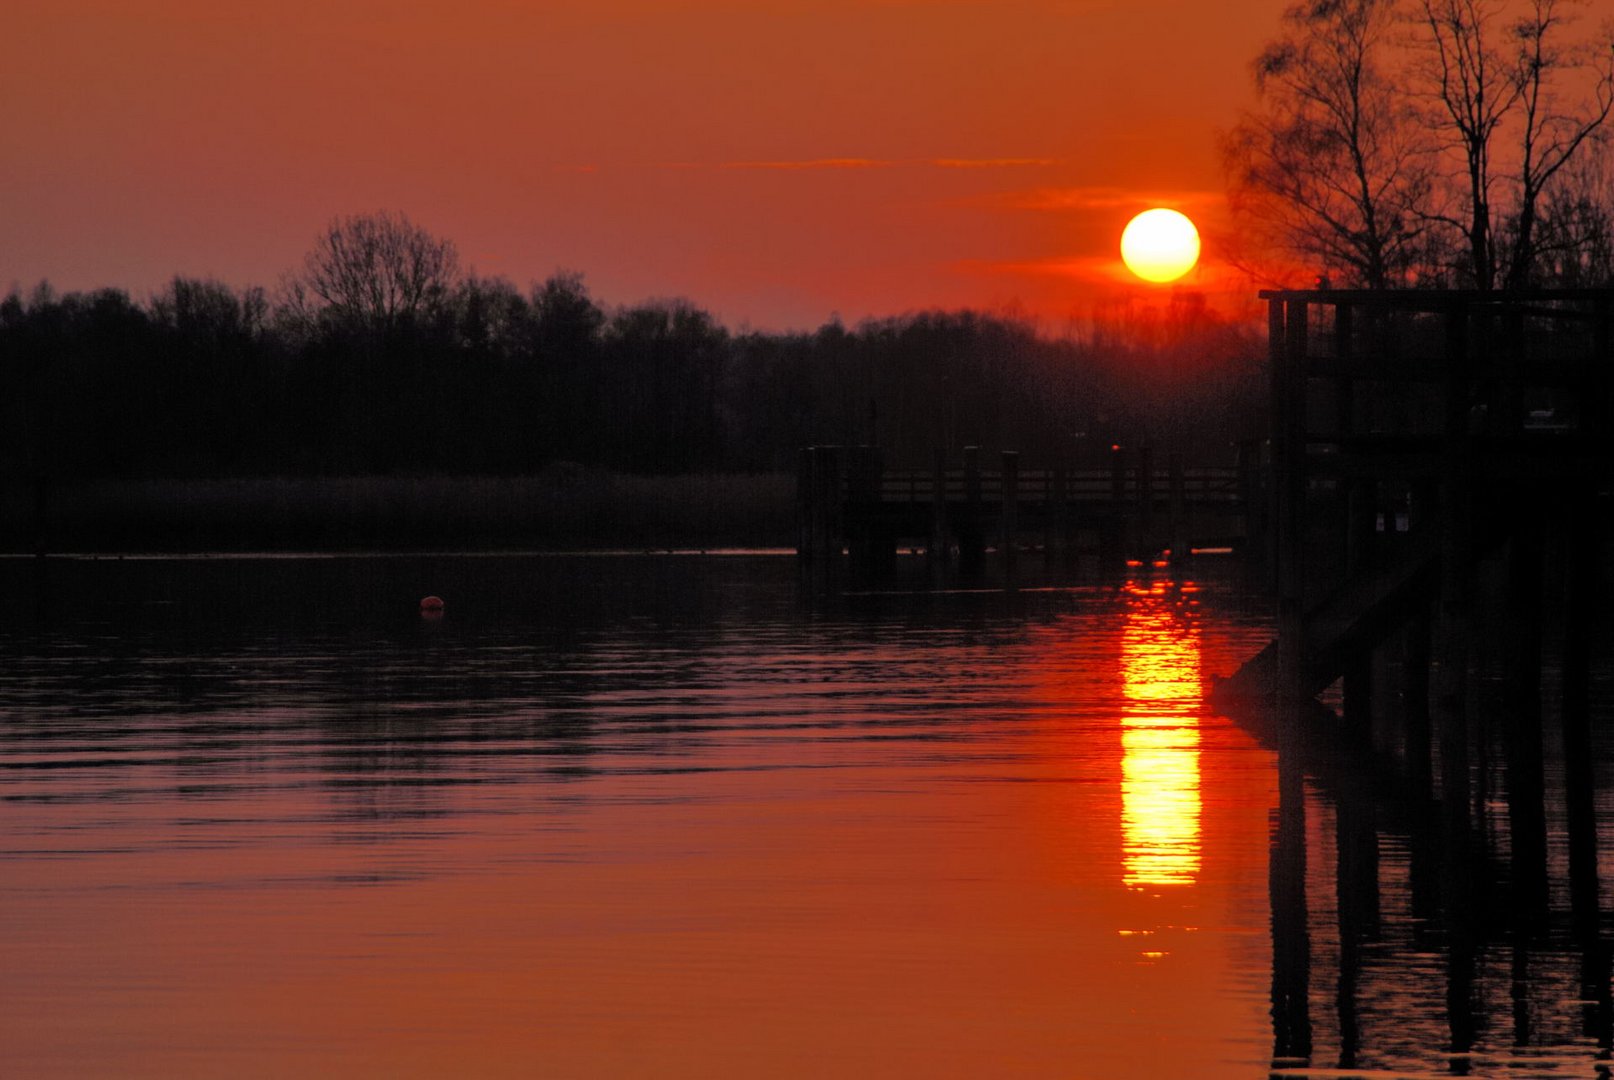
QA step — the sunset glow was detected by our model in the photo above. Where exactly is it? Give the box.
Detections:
[1120,209,1201,284]
[0,3,1277,326]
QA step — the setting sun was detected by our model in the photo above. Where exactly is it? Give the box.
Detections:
[1120,208,1201,283]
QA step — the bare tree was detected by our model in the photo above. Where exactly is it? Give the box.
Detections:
[1419,0,1519,288]
[1417,0,1613,287]
[1532,134,1614,284]
[283,211,460,335]
[1224,0,1436,287]
[150,277,267,345]
[1500,0,1614,286]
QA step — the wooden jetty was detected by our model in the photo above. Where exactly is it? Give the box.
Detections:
[795,442,1262,568]
[1213,287,1613,951]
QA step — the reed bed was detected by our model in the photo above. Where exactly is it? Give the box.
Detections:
[0,471,795,553]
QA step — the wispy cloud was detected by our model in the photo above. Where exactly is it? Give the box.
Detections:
[929,157,1057,169]
[661,158,897,171]
[657,157,1057,172]
[956,254,1124,282]
[979,186,1223,213]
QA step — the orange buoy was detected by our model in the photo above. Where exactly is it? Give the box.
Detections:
[420,595,445,612]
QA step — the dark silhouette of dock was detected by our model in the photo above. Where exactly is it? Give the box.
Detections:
[1212,287,1612,1071]
[795,442,1263,568]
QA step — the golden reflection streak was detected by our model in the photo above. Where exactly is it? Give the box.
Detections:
[1119,578,1203,889]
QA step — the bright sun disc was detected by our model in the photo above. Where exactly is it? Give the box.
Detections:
[1120,208,1200,283]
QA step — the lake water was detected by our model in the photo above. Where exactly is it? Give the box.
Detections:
[1,553,1609,1078]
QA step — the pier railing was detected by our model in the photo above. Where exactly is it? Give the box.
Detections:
[797,443,1262,565]
[868,466,1243,505]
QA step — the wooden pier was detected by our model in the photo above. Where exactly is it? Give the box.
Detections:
[795,442,1262,568]
[1212,287,1613,967]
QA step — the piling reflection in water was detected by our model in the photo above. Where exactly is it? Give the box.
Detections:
[1265,738,1614,1075]
[1119,576,1204,889]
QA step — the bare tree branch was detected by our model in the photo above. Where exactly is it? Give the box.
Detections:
[284,211,460,338]
[1225,0,1439,287]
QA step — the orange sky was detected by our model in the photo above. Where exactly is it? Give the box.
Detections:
[3,1,1287,329]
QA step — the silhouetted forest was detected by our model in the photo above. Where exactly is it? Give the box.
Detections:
[0,253,1265,489]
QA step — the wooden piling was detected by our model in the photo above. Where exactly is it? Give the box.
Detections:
[1504,519,1547,913]
[929,448,948,565]
[1267,299,1286,592]
[1275,298,1308,737]
[960,445,984,569]
[1342,479,1377,745]
[1236,438,1261,558]
[1270,746,1312,1066]
[1434,305,1473,852]
[1335,781,1379,1070]
[1168,453,1186,562]
[1048,466,1070,563]
[1561,494,1599,940]
[1332,299,1354,427]
[815,445,844,562]
[1401,610,1433,799]
[845,445,889,570]
[1104,446,1127,567]
[796,447,814,558]
[1402,479,1436,796]
[1136,444,1155,556]
[1000,450,1019,571]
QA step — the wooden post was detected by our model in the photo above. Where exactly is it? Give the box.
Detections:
[1401,610,1433,800]
[820,445,846,562]
[1346,481,1376,573]
[1561,494,1599,940]
[1582,937,1614,1057]
[1136,443,1154,557]
[1505,518,1547,914]
[1342,478,1376,745]
[1000,450,1019,574]
[1332,299,1354,420]
[1236,438,1261,560]
[1434,305,1472,854]
[1104,445,1127,567]
[1270,745,1312,1067]
[1335,781,1379,1071]
[1498,306,1526,432]
[929,448,948,566]
[31,473,49,560]
[1402,410,1438,797]
[1168,452,1186,563]
[810,446,835,562]
[1276,299,1308,737]
[1267,299,1287,591]
[845,445,889,571]
[961,445,983,570]
[846,446,870,567]
[1049,466,1070,563]
[796,447,815,558]
[1595,295,1613,426]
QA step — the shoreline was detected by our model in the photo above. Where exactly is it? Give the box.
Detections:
[0,471,796,556]
[0,547,799,561]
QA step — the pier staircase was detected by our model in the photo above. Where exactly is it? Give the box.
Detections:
[1211,530,1439,712]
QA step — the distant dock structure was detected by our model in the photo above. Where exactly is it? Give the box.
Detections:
[795,442,1262,569]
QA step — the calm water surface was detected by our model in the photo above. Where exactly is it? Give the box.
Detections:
[0,554,1608,1078]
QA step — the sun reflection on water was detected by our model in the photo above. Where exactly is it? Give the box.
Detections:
[1119,576,1204,889]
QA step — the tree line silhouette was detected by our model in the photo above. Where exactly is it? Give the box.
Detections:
[0,213,1266,489]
